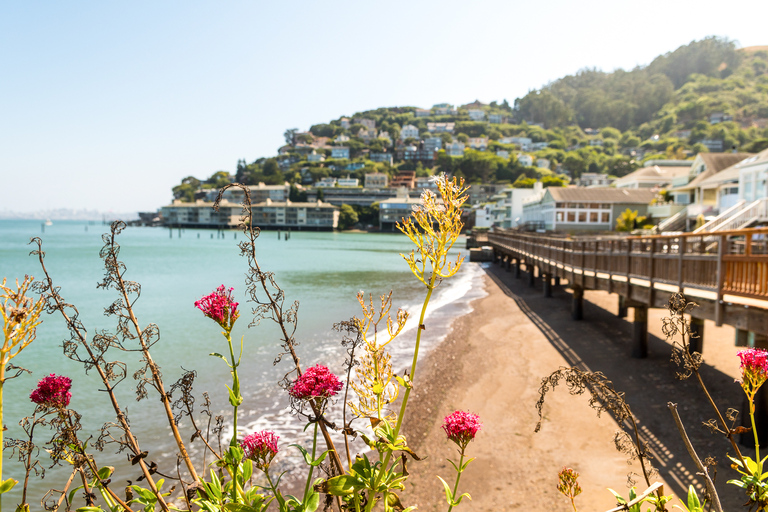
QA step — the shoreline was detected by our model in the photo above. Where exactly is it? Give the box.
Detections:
[399,262,750,511]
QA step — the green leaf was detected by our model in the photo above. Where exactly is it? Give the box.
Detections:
[75,508,105,512]
[96,466,114,480]
[460,457,475,471]
[227,385,244,407]
[437,476,454,506]
[305,485,320,512]
[210,352,232,366]
[0,478,18,494]
[453,492,472,506]
[15,504,30,512]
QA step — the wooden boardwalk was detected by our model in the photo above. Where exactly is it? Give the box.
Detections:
[481,227,768,356]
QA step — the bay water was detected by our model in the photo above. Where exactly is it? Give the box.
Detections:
[0,219,484,507]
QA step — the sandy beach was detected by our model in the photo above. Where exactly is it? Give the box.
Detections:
[399,261,752,511]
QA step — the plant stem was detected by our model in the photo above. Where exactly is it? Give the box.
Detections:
[226,331,240,445]
[751,397,760,465]
[0,373,4,512]
[265,468,286,511]
[447,448,466,512]
[366,274,437,512]
[303,422,318,502]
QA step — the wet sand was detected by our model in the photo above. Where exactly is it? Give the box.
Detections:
[399,262,751,511]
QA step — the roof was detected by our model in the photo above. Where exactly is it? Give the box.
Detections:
[615,165,691,185]
[698,148,768,188]
[545,187,657,204]
[697,153,753,174]
[672,152,753,191]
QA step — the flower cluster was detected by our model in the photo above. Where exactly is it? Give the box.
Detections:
[738,348,768,396]
[30,373,72,409]
[195,285,239,331]
[289,364,343,401]
[442,410,481,449]
[557,467,582,499]
[241,430,279,470]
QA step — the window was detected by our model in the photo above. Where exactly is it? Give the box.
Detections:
[567,212,576,222]
[601,212,610,223]
[556,212,563,222]
[578,212,587,222]
[589,212,598,223]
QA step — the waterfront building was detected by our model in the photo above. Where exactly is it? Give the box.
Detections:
[379,194,426,231]
[161,199,339,230]
[218,183,290,203]
[521,187,656,232]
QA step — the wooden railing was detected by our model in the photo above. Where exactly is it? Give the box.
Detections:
[486,228,768,303]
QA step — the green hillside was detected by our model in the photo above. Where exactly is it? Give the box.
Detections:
[173,37,768,200]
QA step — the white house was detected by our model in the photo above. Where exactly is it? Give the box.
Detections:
[365,173,388,189]
[517,154,533,167]
[447,142,465,157]
[415,108,431,118]
[424,137,442,152]
[337,177,359,187]
[496,150,510,159]
[427,122,455,133]
[400,124,420,140]
[738,149,768,202]
[307,151,325,163]
[468,137,489,150]
[468,109,486,121]
[331,147,350,159]
[614,161,693,189]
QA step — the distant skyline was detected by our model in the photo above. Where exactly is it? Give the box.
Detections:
[2,0,766,215]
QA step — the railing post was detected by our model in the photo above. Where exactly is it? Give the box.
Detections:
[649,238,656,306]
[608,239,614,294]
[678,236,686,293]
[716,234,725,326]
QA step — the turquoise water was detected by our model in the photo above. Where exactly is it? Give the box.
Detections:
[0,219,484,506]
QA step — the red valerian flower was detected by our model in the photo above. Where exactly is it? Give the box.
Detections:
[240,430,279,470]
[195,285,239,331]
[30,373,72,408]
[289,364,343,401]
[442,410,481,449]
[738,348,768,395]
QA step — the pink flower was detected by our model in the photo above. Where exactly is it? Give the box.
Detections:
[195,285,239,330]
[738,348,768,394]
[30,374,72,408]
[241,430,279,470]
[442,410,481,449]
[289,364,343,401]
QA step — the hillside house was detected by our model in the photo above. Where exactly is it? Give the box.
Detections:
[400,124,419,140]
[331,147,351,160]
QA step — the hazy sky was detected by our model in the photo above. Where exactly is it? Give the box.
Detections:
[2,1,766,215]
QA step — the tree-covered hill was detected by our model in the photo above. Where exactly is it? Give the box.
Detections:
[514,37,768,147]
[171,37,768,202]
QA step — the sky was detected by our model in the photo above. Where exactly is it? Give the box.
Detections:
[2,0,766,216]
